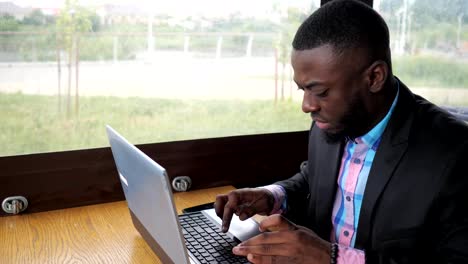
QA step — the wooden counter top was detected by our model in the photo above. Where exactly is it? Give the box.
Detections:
[0,186,235,264]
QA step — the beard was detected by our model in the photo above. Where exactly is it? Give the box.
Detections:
[322,129,347,144]
[319,94,370,144]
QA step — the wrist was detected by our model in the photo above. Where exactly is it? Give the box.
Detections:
[262,189,275,213]
[258,185,286,215]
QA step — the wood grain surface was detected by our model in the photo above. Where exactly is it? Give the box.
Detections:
[0,186,235,264]
[1,130,308,216]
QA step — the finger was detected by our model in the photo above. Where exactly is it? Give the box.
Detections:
[214,194,228,218]
[221,192,240,232]
[258,214,297,232]
[239,212,252,221]
[233,243,293,257]
[247,254,263,264]
[222,204,234,232]
[247,254,297,264]
[232,190,254,218]
[238,205,257,221]
[237,231,295,247]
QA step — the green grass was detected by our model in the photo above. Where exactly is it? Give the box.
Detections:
[393,55,468,88]
[0,92,310,157]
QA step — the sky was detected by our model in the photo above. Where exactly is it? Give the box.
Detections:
[11,0,320,17]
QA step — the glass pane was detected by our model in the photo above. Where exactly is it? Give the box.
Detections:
[0,1,318,157]
[376,0,468,108]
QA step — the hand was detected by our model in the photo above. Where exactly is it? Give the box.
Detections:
[232,214,331,264]
[214,188,274,232]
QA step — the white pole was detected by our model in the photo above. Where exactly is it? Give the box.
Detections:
[216,36,223,59]
[184,35,190,54]
[407,11,412,52]
[113,36,118,63]
[147,11,154,60]
[457,13,464,49]
[395,11,401,54]
[246,34,253,57]
[399,0,408,55]
[373,0,381,12]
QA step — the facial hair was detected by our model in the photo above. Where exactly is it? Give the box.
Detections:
[321,93,370,144]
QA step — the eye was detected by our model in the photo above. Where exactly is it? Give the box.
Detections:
[316,89,329,98]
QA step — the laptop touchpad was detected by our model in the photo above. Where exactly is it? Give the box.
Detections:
[202,209,261,242]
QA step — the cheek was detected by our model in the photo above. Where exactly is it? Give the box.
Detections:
[320,97,349,123]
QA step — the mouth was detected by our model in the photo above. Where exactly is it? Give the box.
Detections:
[314,120,332,130]
[312,115,333,130]
[312,116,326,123]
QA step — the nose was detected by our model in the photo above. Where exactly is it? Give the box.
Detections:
[302,92,320,113]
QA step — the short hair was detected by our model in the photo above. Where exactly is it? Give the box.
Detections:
[292,0,392,72]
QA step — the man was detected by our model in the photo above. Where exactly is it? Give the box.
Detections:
[214,0,468,263]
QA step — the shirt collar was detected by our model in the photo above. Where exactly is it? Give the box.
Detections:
[355,81,400,148]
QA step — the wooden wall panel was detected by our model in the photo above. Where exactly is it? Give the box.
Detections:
[0,131,309,216]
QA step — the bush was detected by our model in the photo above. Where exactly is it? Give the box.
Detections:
[393,55,468,88]
[0,14,20,31]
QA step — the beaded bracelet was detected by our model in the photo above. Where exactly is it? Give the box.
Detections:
[330,243,339,264]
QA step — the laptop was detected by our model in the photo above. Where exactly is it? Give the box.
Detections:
[106,125,260,264]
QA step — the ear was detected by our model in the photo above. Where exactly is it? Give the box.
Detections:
[365,60,388,93]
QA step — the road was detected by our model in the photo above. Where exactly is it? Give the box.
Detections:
[0,56,300,101]
[0,56,467,105]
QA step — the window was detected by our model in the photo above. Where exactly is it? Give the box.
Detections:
[376,0,468,109]
[1,0,466,157]
[0,0,317,157]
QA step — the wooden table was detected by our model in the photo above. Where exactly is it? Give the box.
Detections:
[0,186,235,264]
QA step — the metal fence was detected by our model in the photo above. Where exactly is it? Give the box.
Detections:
[0,32,278,62]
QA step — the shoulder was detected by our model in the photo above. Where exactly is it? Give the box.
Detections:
[411,94,468,148]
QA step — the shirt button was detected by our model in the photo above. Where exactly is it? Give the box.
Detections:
[346,196,351,202]
[343,231,349,237]
[354,158,361,164]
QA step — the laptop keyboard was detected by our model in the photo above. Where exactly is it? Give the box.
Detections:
[179,212,250,264]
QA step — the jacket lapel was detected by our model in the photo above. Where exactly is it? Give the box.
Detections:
[314,131,344,238]
[354,80,415,249]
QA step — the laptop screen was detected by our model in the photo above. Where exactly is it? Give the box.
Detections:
[106,125,190,264]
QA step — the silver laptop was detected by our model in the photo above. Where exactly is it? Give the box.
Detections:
[106,125,259,264]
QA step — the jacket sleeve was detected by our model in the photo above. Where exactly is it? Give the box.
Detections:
[274,160,311,224]
[432,141,468,263]
[274,124,315,225]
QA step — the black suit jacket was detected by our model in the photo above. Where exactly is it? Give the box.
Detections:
[276,79,468,263]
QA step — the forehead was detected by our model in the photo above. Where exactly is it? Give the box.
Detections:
[291,45,340,84]
[291,45,364,85]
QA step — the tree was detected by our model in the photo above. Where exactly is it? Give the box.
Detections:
[56,0,92,117]
[0,14,20,31]
[381,0,466,53]
[89,11,101,32]
[275,6,309,102]
[23,9,46,26]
